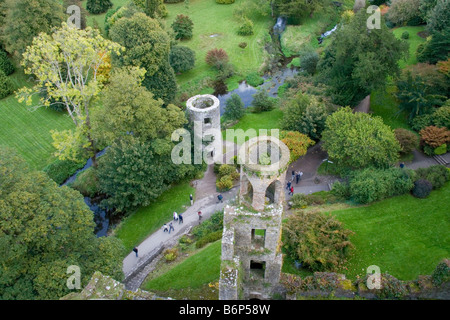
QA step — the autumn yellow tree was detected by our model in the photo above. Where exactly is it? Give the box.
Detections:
[18,23,123,166]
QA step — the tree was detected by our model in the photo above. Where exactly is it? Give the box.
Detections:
[395,128,419,155]
[18,23,123,167]
[283,211,353,272]
[109,12,170,77]
[319,9,408,106]
[224,93,245,121]
[97,135,196,213]
[0,69,12,99]
[280,130,315,163]
[387,0,422,25]
[141,59,178,105]
[274,0,326,24]
[205,48,229,70]
[281,92,329,140]
[0,48,14,75]
[109,12,175,103]
[0,146,124,300]
[132,0,167,18]
[94,66,186,144]
[171,14,194,40]
[300,49,319,75]
[419,125,450,148]
[169,45,195,74]
[426,0,450,34]
[419,0,438,21]
[417,27,450,64]
[251,89,274,112]
[322,107,401,170]
[1,0,65,57]
[395,72,447,120]
[86,0,112,14]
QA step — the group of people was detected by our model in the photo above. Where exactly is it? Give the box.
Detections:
[286,170,303,196]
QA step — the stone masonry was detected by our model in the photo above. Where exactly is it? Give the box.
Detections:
[186,94,222,164]
[219,136,290,300]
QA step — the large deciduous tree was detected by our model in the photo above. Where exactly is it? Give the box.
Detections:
[319,9,408,106]
[94,66,186,144]
[0,146,124,300]
[1,0,65,57]
[18,23,123,167]
[109,12,177,104]
[321,107,401,170]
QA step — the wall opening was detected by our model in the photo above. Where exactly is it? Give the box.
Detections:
[204,117,212,125]
[250,260,266,279]
[251,229,266,249]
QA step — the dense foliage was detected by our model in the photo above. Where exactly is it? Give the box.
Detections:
[322,107,401,170]
[251,89,275,113]
[347,167,415,204]
[169,45,196,74]
[412,179,433,198]
[0,147,124,300]
[0,69,13,99]
[171,14,194,40]
[283,211,353,272]
[319,9,407,106]
[1,0,65,57]
[281,92,329,140]
[394,128,419,155]
[280,130,315,163]
[86,0,112,14]
[0,48,14,75]
[223,93,245,121]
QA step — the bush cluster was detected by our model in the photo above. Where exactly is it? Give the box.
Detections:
[336,168,415,204]
[171,14,194,40]
[86,0,113,14]
[415,165,450,190]
[237,18,254,36]
[0,49,14,76]
[394,128,419,155]
[0,70,14,99]
[43,159,85,185]
[431,259,450,287]
[283,211,353,272]
[215,164,239,191]
[245,72,264,87]
[192,210,223,239]
[163,247,179,262]
[251,89,275,113]
[412,179,433,198]
[195,230,223,248]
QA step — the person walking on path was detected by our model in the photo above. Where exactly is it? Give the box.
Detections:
[178,213,183,224]
[190,194,194,206]
[162,223,168,232]
[198,210,202,220]
[217,194,223,203]
[286,180,291,190]
[168,222,175,234]
[292,170,295,181]
[133,247,138,257]
[295,171,300,184]
[173,211,178,222]
[289,186,294,196]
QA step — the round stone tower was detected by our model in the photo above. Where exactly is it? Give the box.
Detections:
[186,94,221,163]
[238,135,290,211]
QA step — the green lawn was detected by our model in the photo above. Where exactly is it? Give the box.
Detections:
[331,182,450,281]
[392,26,426,69]
[0,70,75,169]
[222,108,284,143]
[144,240,222,293]
[114,181,196,253]
[164,0,271,92]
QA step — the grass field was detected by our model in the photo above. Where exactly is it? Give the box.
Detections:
[0,69,75,169]
[392,26,426,69]
[143,240,221,298]
[332,182,450,280]
[165,0,271,92]
[114,181,196,253]
[222,107,284,143]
